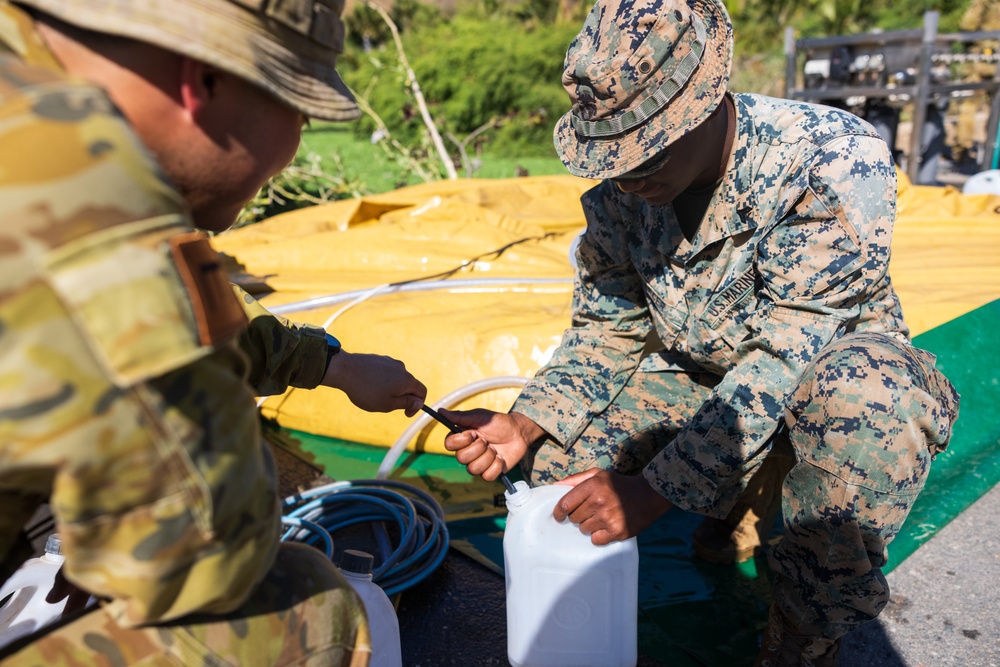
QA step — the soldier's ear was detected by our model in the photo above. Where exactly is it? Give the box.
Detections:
[178,57,218,120]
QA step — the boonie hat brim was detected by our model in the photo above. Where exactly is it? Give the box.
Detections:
[554,0,732,180]
[16,0,360,122]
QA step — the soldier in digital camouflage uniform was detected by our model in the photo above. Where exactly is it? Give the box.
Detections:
[442,0,960,664]
[0,0,428,664]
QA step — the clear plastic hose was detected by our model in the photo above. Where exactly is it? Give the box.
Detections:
[266,278,572,316]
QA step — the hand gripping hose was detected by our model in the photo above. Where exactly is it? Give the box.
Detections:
[280,479,449,596]
[376,376,529,480]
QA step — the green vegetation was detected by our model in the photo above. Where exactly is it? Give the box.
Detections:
[236,0,984,225]
[340,15,578,161]
[300,123,568,193]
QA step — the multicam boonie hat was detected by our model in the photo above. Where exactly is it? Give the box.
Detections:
[13,0,360,122]
[554,0,733,179]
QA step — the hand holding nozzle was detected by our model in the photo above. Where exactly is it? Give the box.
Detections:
[421,405,518,494]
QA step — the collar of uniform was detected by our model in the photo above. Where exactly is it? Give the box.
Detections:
[672,93,757,263]
[726,93,759,228]
[0,2,65,73]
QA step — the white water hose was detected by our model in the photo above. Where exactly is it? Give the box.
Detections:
[266,277,572,316]
[376,375,529,479]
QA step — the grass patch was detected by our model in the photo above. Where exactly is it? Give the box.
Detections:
[300,122,568,195]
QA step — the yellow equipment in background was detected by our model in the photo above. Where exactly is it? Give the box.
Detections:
[213,173,1000,455]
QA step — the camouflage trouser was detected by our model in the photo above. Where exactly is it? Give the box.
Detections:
[521,332,959,640]
[1,543,372,667]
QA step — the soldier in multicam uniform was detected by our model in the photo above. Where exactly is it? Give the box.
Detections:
[0,0,428,664]
[442,0,960,664]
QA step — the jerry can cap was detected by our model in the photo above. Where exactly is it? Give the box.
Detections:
[339,549,375,575]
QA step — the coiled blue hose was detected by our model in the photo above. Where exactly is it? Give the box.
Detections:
[280,479,450,596]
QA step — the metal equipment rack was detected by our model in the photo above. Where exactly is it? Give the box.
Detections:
[783,12,1000,185]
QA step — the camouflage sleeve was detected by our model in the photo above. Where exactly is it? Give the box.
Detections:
[643,133,898,515]
[0,67,280,626]
[233,285,329,395]
[513,184,652,444]
[2,220,282,627]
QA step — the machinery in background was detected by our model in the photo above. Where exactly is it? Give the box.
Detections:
[784,12,1000,186]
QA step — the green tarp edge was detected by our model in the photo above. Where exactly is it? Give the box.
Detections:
[885,298,1000,569]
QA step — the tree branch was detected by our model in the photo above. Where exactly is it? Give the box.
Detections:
[365,1,458,180]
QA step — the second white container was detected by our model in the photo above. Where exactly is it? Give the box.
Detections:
[338,549,402,667]
[504,480,638,667]
[0,534,68,649]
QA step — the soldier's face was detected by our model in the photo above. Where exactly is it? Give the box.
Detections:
[614,102,730,206]
[174,73,305,232]
[613,140,704,205]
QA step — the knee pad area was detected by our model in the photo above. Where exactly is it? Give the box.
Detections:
[786,336,936,497]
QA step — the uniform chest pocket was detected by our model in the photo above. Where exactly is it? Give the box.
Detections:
[695,270,759,354]
[641,268,689,350]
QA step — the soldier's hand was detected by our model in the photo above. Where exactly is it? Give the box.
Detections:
[553,469,673,545]
[439,409,542,481]
[323,351,427,417]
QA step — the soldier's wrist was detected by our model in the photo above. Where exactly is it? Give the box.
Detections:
[324,332,342,370]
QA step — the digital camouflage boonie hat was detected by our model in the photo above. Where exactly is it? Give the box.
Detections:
[13,0,359,122]
[554,0,733,179]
